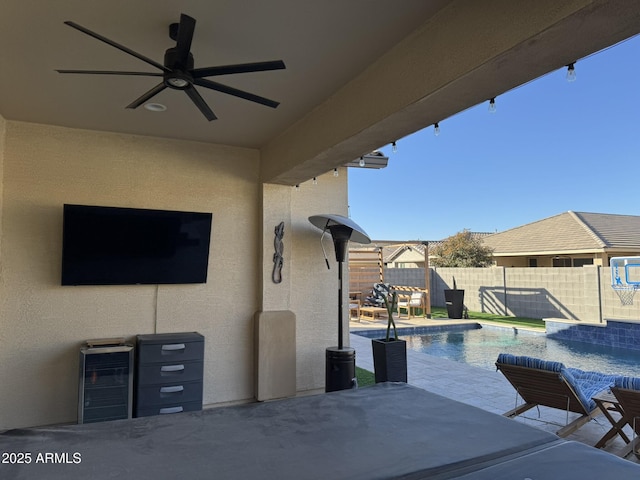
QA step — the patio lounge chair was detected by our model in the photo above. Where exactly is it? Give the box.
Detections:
[397,291,426,319]
[496,353,617,437]
[611,375,640,457]
[349,298,361,319]
[356,283,391,321]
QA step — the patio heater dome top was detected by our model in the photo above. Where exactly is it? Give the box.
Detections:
[308,214,371,245]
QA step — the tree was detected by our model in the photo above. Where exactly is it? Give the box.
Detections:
[430,230,493,267]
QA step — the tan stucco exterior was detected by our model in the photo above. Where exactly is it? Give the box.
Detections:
[0,121,344,429]
[492,253,639,268]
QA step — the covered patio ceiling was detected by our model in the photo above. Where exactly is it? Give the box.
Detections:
[2,0,640,185]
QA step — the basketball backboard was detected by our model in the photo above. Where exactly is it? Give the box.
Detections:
[610,256,640,305]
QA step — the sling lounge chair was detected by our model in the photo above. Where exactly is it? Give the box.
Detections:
[496,353,616,437]
[611,376,640,457]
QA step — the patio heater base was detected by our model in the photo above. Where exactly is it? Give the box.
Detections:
[325,347,356,392]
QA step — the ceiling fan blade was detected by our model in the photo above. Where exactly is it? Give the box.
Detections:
[64,21,169,73]
[57,70,163,77]
[126,82,167,109]
[192,60,286,78]
[175,14,196,66]
[184,86,217,121]
[193,78,280,108]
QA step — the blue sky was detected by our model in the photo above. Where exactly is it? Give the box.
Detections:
[348,34,640,242]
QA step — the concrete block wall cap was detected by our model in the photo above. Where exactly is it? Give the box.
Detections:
[544,318,607,327]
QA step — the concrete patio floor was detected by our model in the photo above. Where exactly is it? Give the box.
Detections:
[349,315,640,464]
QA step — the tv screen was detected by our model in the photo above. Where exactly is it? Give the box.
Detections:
[62,204,212,286]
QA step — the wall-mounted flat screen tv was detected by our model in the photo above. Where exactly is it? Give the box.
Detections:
[62,204,212,286]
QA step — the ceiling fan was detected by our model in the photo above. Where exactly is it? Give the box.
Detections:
[57,13,286,121]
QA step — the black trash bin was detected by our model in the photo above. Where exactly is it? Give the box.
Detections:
[325,346,356,392]
[444,289,465,319]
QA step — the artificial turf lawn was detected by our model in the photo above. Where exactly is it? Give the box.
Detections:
[428,306,544,329]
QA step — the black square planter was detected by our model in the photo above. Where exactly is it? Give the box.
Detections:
[371,338,407,383]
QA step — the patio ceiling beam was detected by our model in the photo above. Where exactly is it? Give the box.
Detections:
[260,0,640,185]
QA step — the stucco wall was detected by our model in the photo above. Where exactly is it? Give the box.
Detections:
[257,173,347,396]
[0,121,346,429]
[291,174,350,391]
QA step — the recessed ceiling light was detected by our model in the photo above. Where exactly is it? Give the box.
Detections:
[144,103,167,112]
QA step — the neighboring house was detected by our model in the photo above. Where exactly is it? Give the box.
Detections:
[349,241,426,269]
[385,243,427,268]
[482,211,640,267]
[378,233,493,268]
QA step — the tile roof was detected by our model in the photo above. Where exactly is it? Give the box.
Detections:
[482,211,640,255]
[354,233,494,262]
[347,243,424,263]
[384,244,425,263]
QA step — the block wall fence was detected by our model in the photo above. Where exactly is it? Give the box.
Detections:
[384,266,640,323]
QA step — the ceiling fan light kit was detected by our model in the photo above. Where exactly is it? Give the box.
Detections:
[143,103,167,112]
[57,14,286,121]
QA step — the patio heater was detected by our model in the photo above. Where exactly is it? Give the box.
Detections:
[309,214,371,392]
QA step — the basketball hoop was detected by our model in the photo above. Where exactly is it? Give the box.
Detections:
[613,284,639,306]
[611,257,640,306]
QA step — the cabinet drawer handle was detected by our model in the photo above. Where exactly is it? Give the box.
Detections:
[160,385,184,394]
[161,343,186,352]
[160,364,185,373]
[159,406,183,414]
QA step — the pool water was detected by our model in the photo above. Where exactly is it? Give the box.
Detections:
[392,326,640,376]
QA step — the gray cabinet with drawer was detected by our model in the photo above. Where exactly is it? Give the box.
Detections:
[134,332,204,417]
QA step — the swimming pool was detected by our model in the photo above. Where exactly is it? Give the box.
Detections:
[355,324,640,376]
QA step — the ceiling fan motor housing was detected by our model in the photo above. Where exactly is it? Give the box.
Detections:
[164,48,194,89]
